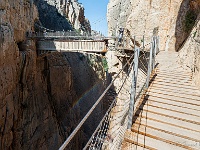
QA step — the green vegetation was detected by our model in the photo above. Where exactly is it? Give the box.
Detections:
[184,10,197,33]
[193,31,197,38]
[102,57,108,72]
[75,29,82,35]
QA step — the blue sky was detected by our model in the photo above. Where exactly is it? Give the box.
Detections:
[78,0,109,36]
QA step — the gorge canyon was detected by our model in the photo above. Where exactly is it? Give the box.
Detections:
[0,0,200,150]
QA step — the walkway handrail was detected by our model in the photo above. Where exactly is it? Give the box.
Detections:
[59,35,159,150]
[27,31,113,41]
[83,53,135,150]
[83,36,159,149]
[59,53,135,150]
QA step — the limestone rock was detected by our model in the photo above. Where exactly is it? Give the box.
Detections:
[107,0,199,51]
[178,14,200,88]
[35,0,91,33]
[0,0,103,149]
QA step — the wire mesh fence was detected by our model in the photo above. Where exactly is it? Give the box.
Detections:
[58,35,159,150]
[83,36,159,150]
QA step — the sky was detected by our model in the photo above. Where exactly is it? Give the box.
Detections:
[78,0,109,36]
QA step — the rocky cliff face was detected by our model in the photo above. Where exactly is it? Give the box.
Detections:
[107,0,200,88]
[65,0,91,33]
[0,0,39,148]
[178,14,200,88]
[0,0,105,149]
[35,0,91,33]
[107,0,199,51]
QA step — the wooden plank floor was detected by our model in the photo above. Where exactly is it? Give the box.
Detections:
[121,51,200,150]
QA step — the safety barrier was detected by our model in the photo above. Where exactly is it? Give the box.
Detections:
[58,35,159,150]
[26,31,108,40]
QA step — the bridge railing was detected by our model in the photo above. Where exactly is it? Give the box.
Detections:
[58,35,159,150]
[26,31,108,40]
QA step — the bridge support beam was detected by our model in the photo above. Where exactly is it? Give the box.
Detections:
[127,47,140,129]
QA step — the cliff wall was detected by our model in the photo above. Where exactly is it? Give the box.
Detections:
[178,14,200,88]
[0,0,105,149]
[107,0,199,51]
[107,0,200,88]
[35,0,91,33]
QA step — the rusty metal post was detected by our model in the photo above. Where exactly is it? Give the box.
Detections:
[127,46,140,129]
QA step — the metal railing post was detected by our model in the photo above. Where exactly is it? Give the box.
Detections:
[157,36,160,54]
[127,47,140,129]
[143,35,145,51]
[146,41,153,88]
[152,36,156,71]
[154,36,156,54]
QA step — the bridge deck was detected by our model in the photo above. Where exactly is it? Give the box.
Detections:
[121,51,200,150]
[37,40,108,53]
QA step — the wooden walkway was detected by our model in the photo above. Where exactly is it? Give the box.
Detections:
[121,51,200,150]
